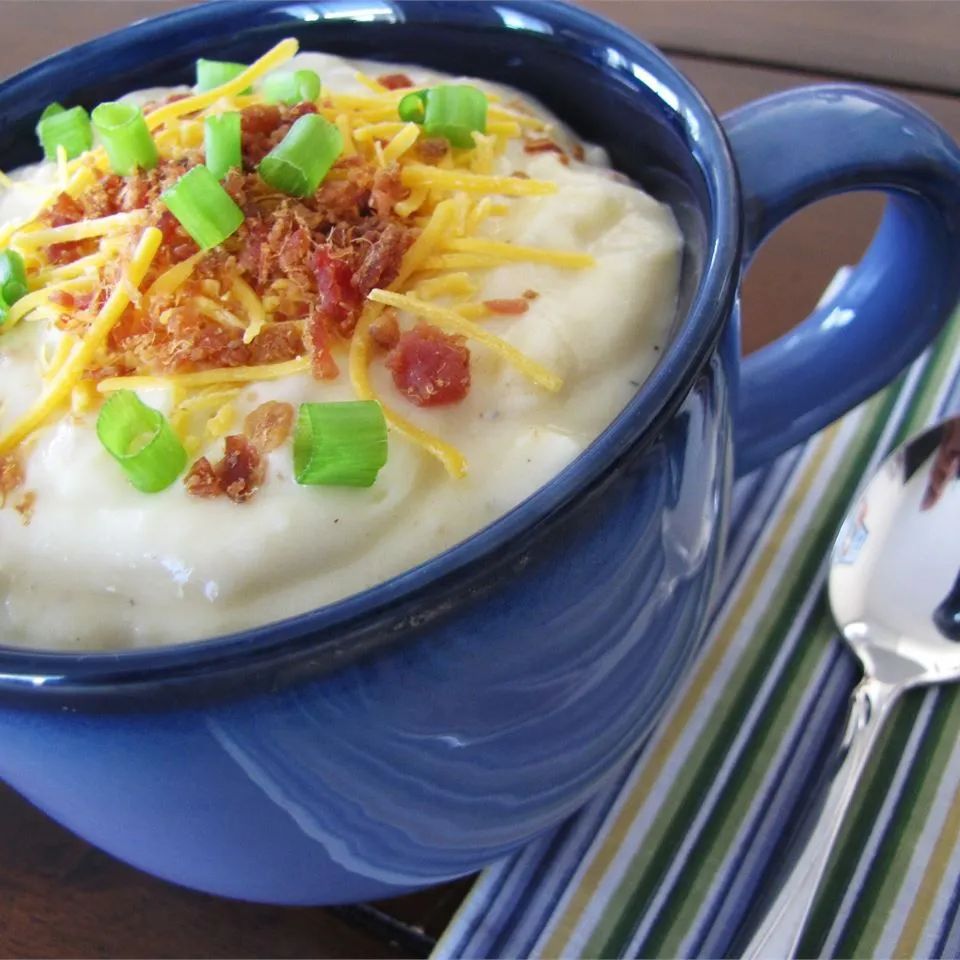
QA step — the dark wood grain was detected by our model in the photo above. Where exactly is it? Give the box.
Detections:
[583,0,960,95]
[0,3,958,958]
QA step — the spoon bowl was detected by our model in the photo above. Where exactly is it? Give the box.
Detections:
[831,416,960,683]
[745,415,960,958]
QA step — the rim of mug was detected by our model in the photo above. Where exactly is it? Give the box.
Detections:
[0,0,740,697]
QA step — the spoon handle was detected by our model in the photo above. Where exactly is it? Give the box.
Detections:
[742,675,899,959]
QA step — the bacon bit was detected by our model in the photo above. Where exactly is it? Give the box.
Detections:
[370,164,409,218]
[88,361,134,382]
[523,137,567,159]
[154,210,199,264]
[417,137,449,164]
[246,321,305,366]
[240,102,318,169]
[46,239,96,265]
[244,401,294,453]
[315,159,375,221]
[351,222,409,302]
[522,136,572,166]
[183,457,221,498]
[369,309,400,351]
[82,174,124,218]
[522,289,539,300]
[509,170,530,180]
[308,313,340,381]
[0,452,24,506]
[14,491,36,525]
[218,435,265,502]
[315,246,362,334]
[387,324,471,406]
[572,143,586,162]
[184,436,264,503]
[377,72,414,90]
[48,290,76,309]
[288,102,319,121]
[484,297,529,316]
[120,172,155,212]
[276,225,313,279]
[241,104,283,167]
[45,192,84,227]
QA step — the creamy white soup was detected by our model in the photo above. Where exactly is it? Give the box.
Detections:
[0,44,681,649]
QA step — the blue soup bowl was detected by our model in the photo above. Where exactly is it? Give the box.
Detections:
[0,1,958,905]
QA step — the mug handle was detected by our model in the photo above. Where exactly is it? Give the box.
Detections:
[723,85,960,476]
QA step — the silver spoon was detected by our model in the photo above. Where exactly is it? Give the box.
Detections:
[743,415,960,959]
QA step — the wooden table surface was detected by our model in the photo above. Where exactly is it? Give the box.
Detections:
[2,2,959,957]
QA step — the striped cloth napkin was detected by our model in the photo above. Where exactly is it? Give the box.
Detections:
[433,307,960,960]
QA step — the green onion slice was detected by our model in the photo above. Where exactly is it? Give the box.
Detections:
[294,401,388,487]
[196,58,252,94]
[161,165,245,250]
[262,69,321,105]
[205,112,242,181]
[36,103,93,161]
[398,84,487,148]
[96,390,187,493]
[398,91,428,123]
[258,114,342,197]
[91,101,159,175]
[0,251,28,308]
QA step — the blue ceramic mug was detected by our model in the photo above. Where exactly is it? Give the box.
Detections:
[0,1,958,905]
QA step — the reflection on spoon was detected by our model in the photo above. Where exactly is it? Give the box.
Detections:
[742,414,960,959]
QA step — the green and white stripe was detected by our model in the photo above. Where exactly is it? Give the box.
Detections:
[435,310,960,960]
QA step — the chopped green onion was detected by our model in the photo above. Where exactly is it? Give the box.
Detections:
[258,114,342,197]
[36,103,93,161]
[398,84,487,148]
[398,91,427,123]
[196,58,252,94]
[262,69,321,105]
[91,101,158,175]
[161,165,245,250]
[294,401,388,487]
[205,113,242,181]
[96,390,187,493]
[0,251,28,308]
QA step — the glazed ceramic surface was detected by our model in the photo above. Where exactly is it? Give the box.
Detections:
[0,1,957,904]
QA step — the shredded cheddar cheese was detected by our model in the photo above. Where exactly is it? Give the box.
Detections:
[352,121,407,143]
[354,71,390,95]
[144,250,206,302]
[446,237,596,269]
[71,380,98,415]
[335,114,358,157]
[382,123,421,165]
[232,276,267,344]
[96,356,311,393]
[415,272,477,300]
[205,401,235,439]
[394,184,429,219]
[392,199,458,288]
[466,196,508,231]
[15,211,147,249]
[0,226,163,454]
[6,276,95,328]
[144,37,299,131]
[400,165,557,196]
